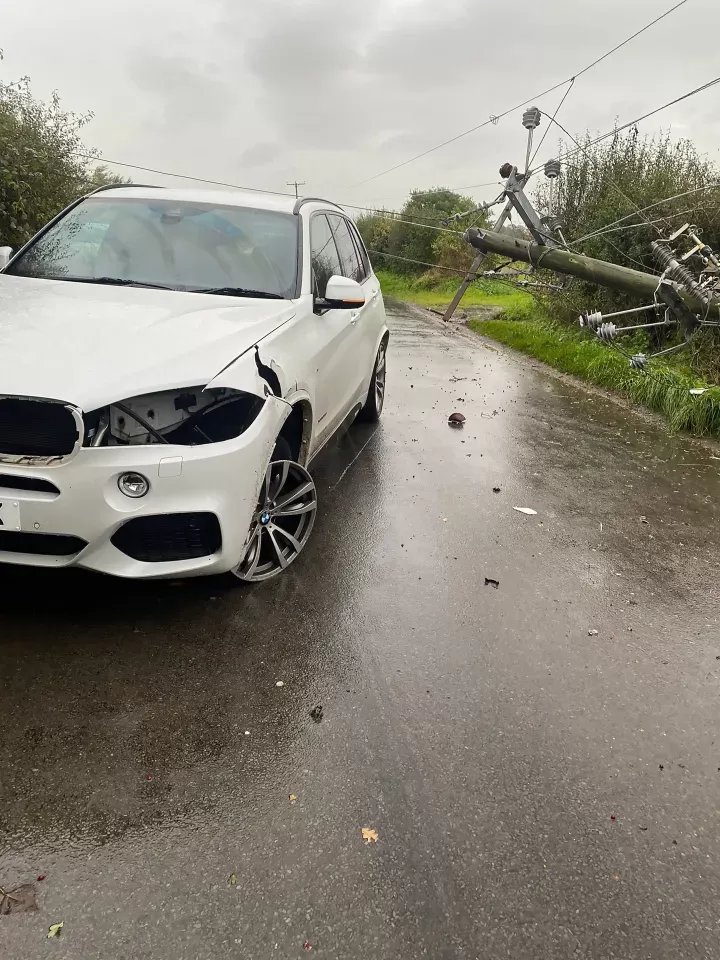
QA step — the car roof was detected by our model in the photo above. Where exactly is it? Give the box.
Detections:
[90,185,344,216]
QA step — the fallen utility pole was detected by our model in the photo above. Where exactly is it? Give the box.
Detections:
[464,226,720,321]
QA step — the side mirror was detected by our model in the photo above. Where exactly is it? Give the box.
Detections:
[0,247,13,270]
[318,275,365,310]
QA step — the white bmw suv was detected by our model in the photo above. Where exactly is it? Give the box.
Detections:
[0,185,388,581]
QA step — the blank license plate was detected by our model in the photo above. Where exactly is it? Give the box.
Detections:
[0,499,21,531]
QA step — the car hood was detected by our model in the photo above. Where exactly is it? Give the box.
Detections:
[0,276,296,410]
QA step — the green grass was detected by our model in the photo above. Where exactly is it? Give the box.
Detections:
[376,269,533,312]
[471,316,720,437]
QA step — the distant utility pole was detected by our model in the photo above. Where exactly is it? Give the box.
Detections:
[287,180,307,198]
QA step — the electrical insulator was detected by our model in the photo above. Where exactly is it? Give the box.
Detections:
[522,107,542,130]
[542,214,564,232]
[579,310,602,331]
[544,159,562,179]
[597,322,618,341]
[630,354,647,370]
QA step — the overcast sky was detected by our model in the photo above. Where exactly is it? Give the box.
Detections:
[1,0,718,213]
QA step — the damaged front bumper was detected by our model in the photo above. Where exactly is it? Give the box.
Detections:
[0,396,288,579]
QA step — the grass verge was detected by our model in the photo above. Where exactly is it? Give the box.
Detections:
[376,269,533,313]
[471,316,720,437]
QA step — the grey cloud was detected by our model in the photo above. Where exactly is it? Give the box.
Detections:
[238,142,281,167]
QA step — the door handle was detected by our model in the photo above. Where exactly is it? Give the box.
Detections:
[349,311,359,324]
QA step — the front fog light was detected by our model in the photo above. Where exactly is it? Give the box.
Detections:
[118,472,150,498]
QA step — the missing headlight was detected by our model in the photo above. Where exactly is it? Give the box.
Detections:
[83,388,265,447]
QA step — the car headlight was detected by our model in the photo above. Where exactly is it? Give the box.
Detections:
[83,387,265,447]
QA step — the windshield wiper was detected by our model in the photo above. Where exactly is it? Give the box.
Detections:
[90,277,175,290]
[191,286,285,300]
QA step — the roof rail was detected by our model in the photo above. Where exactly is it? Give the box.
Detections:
[88,183,163,196]
[293,196,343,215]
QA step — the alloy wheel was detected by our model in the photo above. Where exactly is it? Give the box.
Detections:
[375,344,386,414]
[233,460,317,582]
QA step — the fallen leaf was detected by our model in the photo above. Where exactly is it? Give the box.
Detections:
[484,577,500,589]
[493,487,501,494]
[610,815,617,822]
[309,705,324,723]
[361,827,379,844]
[0,884,38,915]
[47,922,64,939]
[228,874,238,886]
[36,875,46,882]
[289,794,298,804]
[303,941,313,951]
[513,507,538,516]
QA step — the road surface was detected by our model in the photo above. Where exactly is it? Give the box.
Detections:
[1,302,719,960]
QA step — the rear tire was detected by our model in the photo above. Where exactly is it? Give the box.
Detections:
[358,340,387,422]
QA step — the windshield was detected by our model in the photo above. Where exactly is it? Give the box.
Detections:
[7,197,299,299]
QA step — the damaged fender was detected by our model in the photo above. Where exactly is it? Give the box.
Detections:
[206,343,292,404]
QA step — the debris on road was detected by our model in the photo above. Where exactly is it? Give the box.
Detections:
[588,629,599,637]
[361,827,379,844]
[484,578,500,589]
[228,874,238,886]
[303,941,313,951]
[0,884,38,915]
[289,794,298,804]
[275,681,285,688]
[513,507,538,516]
[448,412,466,427]
[493,487,501,493]
[640,516,650,524]
[47,922,64,938]
[309,705,324,723]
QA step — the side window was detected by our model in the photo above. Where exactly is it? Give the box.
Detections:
[310,214,343,298]
[328,215,364,283]
[347,220,371,280]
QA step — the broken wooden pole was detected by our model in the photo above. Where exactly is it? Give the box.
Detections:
[464,227,720,319]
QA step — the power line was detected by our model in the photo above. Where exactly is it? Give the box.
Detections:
[568,184,720,245]
[76,151,479,227]
[530,75,720,175]
[354,0,691,186]
[76,153,297,197]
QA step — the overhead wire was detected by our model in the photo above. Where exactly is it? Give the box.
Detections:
[528,75,720,176]
[568,184,720,246]
[354,0,690,185]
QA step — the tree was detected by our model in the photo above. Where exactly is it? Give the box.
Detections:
[0,73,125,249]
[533,131,720,317]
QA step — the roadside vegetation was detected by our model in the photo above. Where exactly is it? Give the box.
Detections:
[358,133,720,437]
[0,66,123,248]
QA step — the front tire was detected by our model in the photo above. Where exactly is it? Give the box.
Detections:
[358,340,387,422]
[231,458,317,583]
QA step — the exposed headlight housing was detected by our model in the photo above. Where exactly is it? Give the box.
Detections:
[83,387,265,448]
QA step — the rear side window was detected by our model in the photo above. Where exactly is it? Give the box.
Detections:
[347,220,371,279]
[328,215,364,283]
[310,214,342,297]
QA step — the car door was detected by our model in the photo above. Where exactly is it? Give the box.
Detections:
[344,216,385,383]
[326,214,379,405]
[309,213,363,444]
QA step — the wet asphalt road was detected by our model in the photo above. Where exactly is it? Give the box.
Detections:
[2,301,720,960]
